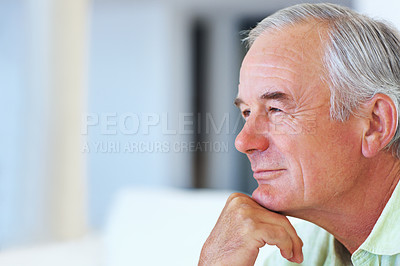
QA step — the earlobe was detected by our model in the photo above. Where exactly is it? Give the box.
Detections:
[361,94,398,158]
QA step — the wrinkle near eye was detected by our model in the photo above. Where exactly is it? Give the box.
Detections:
[269,113,301,135]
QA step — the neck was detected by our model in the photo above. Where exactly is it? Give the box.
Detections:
[289,155,400,254]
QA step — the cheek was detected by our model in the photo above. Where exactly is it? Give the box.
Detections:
[266,115,362,195]
[289,128,362,199]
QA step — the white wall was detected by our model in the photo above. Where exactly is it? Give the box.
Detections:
[354,0,400,29]
[87,1,194,228]
[0,0,89,248]
[0,0,25,248]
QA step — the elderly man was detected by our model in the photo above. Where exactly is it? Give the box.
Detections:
[199,3,400,265]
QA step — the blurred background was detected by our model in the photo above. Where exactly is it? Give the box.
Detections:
[1,0,399,265]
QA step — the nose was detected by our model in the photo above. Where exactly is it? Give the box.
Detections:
[235,115,269,154]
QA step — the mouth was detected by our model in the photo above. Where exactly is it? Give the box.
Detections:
[253,169,286,183]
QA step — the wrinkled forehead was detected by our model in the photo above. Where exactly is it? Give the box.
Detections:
[238,23,329,100]
[240,45,305,83]
[244,22,327,69]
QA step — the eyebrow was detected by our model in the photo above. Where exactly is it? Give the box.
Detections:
[234,97,244,107]
[261,91,292,102]
[234,91,293,107]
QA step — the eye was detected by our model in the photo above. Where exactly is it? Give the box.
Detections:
[242,109,251,118]
[268,107,283,113]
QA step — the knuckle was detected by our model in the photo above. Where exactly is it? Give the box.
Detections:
[294,237,303,249]
[227,193,245,203]
[236,207,251,220]
[232,208,258,234]
[227,192,240,200]
[230,196,245,207]
[242,217,257,232]
[237,216,257,235]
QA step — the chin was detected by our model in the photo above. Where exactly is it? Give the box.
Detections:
[252,185,291,212]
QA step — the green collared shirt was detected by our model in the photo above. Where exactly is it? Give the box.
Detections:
[263,182,400,265]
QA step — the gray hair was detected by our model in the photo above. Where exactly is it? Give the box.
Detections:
[244,3,400,158]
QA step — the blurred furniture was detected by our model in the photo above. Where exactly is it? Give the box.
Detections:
[103,187,277,265]
[0,187,282,266]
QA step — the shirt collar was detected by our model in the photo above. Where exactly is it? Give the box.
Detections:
[357,180,400,255]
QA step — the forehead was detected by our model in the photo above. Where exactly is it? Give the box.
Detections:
[238,23,328,102]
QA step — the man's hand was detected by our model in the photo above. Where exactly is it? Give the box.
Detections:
[199,193,303,265]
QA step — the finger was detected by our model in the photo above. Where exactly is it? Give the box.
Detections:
[258,224,294,260]
[283,225,302,263]
[290,235,304,263]
[283,221,303,263]
[259,211,301,243]
[225,193,304,262]
[257,212,303,262]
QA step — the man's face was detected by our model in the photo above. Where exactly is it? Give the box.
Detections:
[235,23,365,215]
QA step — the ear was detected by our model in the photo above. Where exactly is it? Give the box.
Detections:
[361,94,398,158]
